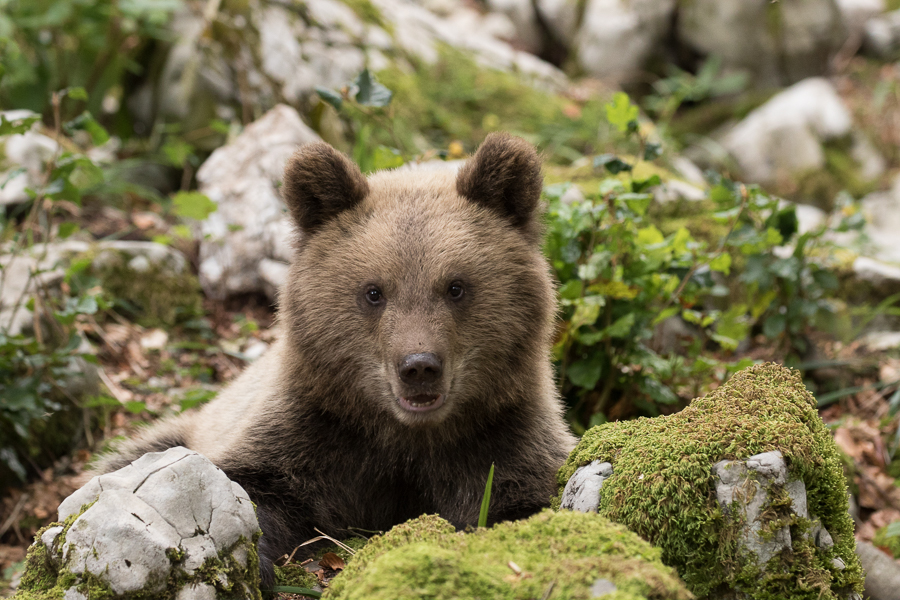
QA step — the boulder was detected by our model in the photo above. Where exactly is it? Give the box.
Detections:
[14,447,261,600]
[557,363,863,599]
[325,511,691,600]
[836,0,886,40]
[863,9,900,57]
[721,78,853,186]
[130,0,567,129]
[0,110,60,206]
[196,104,320,298]
[574,0,676,83]
[678,0,846,88]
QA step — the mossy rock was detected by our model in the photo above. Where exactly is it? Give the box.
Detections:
[556,363,863,600]
[325,511,692,600]
[14,500,260,600]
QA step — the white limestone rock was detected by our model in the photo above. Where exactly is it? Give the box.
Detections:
[196,104,321,299]
[678,0,846,88]
[52,447,260,598]
[575,0,676,83]
[721,78,853,186]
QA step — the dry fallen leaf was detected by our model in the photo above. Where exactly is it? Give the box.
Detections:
[319,552,345,571]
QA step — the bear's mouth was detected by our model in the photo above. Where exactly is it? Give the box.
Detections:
[398,394,444,413]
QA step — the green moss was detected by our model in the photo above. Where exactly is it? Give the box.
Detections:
[374,45,611,162]
[92,255,203,328]
[326,511,691,600]
[340,0,389,30]
[556,363,863,600]
[790,138,877,210]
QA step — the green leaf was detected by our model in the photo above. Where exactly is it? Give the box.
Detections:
[605,313,635,338]
[643,143,662,161]
[271,587,321,598]
[568,355,603,389]
[124,401,147,414]
[172,191,217,220]
[354,69,393,107]
[709,253,731,275]
[57,222,79,239]
[64,111,109,146]
[631,175,660,193]
[594,154,632,174]
[763,313,786,338]
[315,86,344,111]
[371,145,404,171]
[0,114,39,136]
[558,280,583,301]
[652,306,680,325]
[605,92,639,133]
[478,463,494,528]
[66,87,88,101]
[570,302,601,329]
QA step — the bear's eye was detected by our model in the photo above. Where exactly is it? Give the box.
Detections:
[365,286,385,306]
[447,282,465,301]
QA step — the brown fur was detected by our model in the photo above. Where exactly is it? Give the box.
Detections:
[95,133,576,586]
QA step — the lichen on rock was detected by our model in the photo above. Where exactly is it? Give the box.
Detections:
[325,510,692,600]
[556,362,864,599]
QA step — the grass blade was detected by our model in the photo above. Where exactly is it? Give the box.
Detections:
[478,462,495,528]
[271,586,322,598]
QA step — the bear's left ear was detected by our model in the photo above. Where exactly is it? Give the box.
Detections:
[456,133,543,239]
[281,142,370,233]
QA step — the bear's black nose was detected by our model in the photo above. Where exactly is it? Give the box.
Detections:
[399,353,443,385]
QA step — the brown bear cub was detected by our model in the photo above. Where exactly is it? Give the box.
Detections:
[96,133,577,584]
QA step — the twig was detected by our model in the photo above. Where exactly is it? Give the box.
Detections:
[0,493,29,538]
[296,528,357,556]
[540,580,556,600]
[97,366,131,404]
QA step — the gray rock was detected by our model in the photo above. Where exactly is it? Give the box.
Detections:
[860,180,900,264]
[853,257,900,291]
[860,330,900,351]
[176,583,218,600]
[678,0,845,87]
[575,0,676,83]
[864,9,900,58]
[837,0,886,40]
[856,539,900,600]
[714,451,812,565]
[560,460,613,513]
[52,447,259,597]
[721,78,852,186]
[590,578,618,597]
[64,489,181,594]
[196,104,321,299]
[0,110,61,206]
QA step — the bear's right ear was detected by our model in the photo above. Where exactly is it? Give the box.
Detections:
[281,143,369,233]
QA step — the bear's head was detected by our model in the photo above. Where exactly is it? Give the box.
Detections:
[279,133,557,433]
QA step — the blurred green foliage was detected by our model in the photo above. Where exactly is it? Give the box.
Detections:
[0,0,180,124]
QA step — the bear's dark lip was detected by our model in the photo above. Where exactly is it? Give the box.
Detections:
[398,394,444,413]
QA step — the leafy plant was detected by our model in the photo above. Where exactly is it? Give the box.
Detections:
[547,93,864,430]
[0,0,181,125]
[0,93,113,484]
